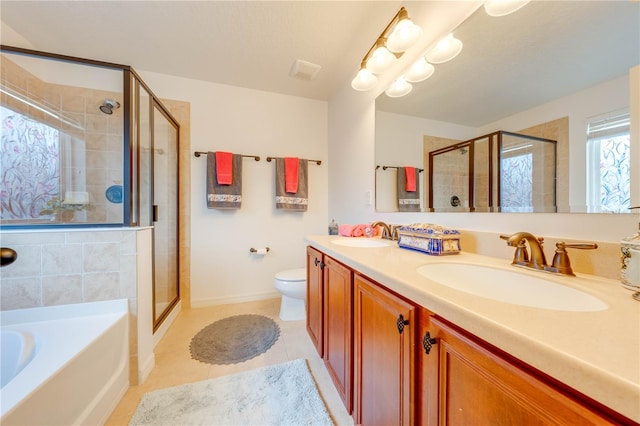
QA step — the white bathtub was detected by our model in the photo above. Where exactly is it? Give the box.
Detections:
[0,300,129,425]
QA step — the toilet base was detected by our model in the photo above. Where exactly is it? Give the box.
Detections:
[278,295,306,321]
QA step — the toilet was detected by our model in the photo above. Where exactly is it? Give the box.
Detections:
[274,268,306,321]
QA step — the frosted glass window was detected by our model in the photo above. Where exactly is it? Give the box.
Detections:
[587,112,630,213]
[500,153,533,212]
[1,106,60,220]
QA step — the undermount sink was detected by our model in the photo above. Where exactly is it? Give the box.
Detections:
[416,262,608,312]
[331,238,390,248]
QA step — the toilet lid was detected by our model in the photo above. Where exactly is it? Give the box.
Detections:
[275,268,306,282]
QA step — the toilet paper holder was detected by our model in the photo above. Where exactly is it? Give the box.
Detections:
[250,247,270,253]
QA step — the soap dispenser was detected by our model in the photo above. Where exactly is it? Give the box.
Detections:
[621,207,640,292]
[329,219,339,235]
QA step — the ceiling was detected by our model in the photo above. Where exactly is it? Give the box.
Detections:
[0,1,410,101]
[1,1,638,119]
[376,1,640,127]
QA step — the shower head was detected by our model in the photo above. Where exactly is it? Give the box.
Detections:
[99,99,120,115]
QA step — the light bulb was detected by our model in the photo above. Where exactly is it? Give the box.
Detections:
[404,57,435,83]
[366,42,397,74]
[425,33,463,64]
[387,18,422,53]
[484,0,530,17]
[385,77,412,98]
[351,67,378,91]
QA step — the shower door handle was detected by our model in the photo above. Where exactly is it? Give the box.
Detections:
[152,205,159,222]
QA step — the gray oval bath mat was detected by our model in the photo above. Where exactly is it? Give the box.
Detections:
[189,314,280,365]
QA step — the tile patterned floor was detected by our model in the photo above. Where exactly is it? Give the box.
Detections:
[106,298,353,425]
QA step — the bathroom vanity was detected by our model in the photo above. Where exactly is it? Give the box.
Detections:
[305,235,640,425]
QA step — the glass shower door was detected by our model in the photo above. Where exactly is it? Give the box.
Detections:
[152,102,179,328]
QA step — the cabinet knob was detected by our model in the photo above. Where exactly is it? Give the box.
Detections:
[397,314,409,334]
[314,258,325,269]
[422,331,438,355]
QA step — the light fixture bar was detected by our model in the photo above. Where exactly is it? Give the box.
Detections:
[351,7,421,91]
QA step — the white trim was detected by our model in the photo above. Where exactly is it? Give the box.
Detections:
[137,353,155,385]
[191,291,280,308]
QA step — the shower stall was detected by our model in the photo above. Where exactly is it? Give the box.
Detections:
[0,46,179,331]
[427,131,557,213]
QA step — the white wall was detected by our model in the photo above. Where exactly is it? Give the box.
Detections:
[138,71,328,307]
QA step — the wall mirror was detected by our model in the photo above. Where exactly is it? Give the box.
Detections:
[375,1,639,213]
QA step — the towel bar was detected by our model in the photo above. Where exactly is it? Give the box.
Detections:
[194,151,260,161]
[376,165,424,172]
[266,156,321,165]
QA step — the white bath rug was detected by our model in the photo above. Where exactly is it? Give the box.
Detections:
[129,358,333,426]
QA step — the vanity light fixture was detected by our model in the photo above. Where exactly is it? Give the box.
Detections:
[366,37,398,74]
[385,77,413,98]
[425,33,463,64]
[351,7,422,91]
[484,0,531,17]
[351,60,379,91]
[404,57,435,83]
[386,7,423,53]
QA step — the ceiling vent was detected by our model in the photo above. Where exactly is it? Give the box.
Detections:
[289,59,321,81]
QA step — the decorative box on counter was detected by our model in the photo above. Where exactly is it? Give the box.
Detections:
[397,223,461,255]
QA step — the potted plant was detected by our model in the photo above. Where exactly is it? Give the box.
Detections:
[39,196,93,222]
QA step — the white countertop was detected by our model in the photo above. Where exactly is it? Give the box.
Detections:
[305,235,640,422]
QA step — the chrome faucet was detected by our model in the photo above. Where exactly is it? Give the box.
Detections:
[501,232,598,276]
[371,221,392,240]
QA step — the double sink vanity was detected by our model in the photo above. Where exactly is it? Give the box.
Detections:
[305,234,640,425]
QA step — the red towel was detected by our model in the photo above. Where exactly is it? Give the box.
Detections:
[405,166,416,192]
[216,151,233,185]
[285,157,299,193]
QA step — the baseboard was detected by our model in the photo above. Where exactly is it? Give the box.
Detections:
[153,300,181,348]
[191,291,280,308]
[138,353,155,385]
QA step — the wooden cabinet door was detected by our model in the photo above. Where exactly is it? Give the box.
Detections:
[306,246,323,357]
[417,308,438,426]
[354,274,415,426]
[424,316,621,426]
[323,256,353,413]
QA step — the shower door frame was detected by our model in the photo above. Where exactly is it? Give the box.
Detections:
[0,45,182,330]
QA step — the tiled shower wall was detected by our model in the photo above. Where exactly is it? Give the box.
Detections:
[0,229,138,310]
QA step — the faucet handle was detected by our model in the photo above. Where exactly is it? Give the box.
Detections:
[500,235,529,265]
[547,241,598,276]
[561,242,598,250]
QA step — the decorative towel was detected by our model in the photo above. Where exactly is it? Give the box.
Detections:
[207,152,242,209]
[338,224,372,237]
[339,224,355,237]
[276,158,308,211]
[215,151,233,185]
[285,157,299,193]
[405,166,416,192]
[397,167,420,212]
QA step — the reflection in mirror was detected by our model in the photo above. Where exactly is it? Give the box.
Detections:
[375,1,639,213]
[426,131,556,213]
[500,132,556,213]
[375,165,424,212]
